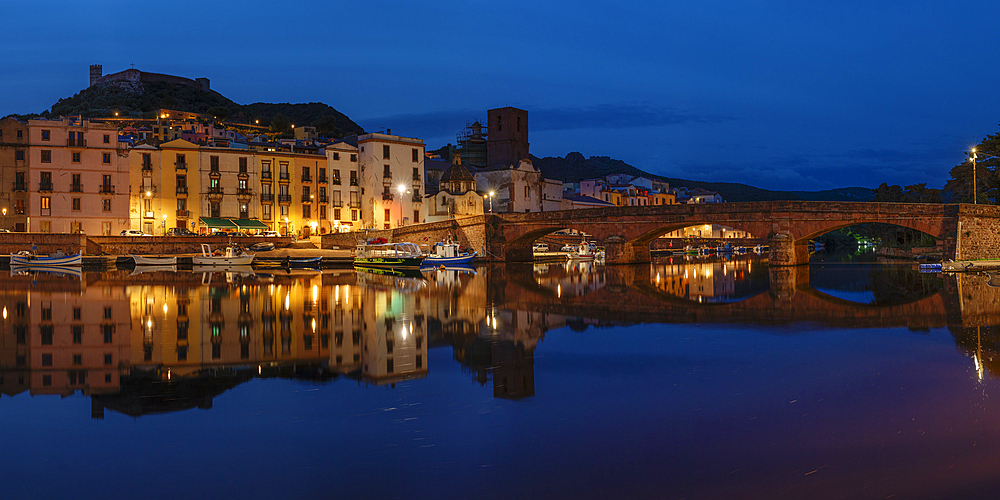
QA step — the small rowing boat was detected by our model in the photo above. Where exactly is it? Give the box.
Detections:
[130,255,178,266]
[191,244,255,266]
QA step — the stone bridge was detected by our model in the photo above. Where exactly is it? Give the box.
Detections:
[487,201,1000,265]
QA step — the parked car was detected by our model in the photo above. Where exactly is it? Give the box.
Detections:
[560,245,577,252]
[166,227,197,236]
[120,229,149,237]
[532,243,549,252]
[262,231,281,237]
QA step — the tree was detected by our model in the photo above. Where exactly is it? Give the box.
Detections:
[872,183,905,202]
[206,106,231,122]
[944,125,1000,204]
[269,113,292,137]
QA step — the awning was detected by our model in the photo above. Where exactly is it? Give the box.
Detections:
[231,218,269,230]
[199,217,238,228]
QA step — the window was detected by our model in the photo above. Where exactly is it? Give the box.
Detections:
[412,148,418,162]
[350,171,357,186]
[210,202,220,218]
[14,199,24,214]
[72,198,80,211]
[319,205,326,218]
[210,156,219,172]
[350,154,357,162]
[497,115,502,131]
[41,130,50,141]
[240,203,248,218]
[177,198,186,211]
[517,116,521,132]
[103,325,113,343]
[40,221,51,233]
[15,150,23,161]
[352,209,357,221]
[41,327,53,345]
[40,197,50,210]
[72,152,80,163]
[525,186,530,200]
[413,210,419,223]
[73,354,82,365]
[383,165,391,178]
[262,204,271,220]
[332,169,341,185]
[383,145,390,159]
[102,199,111,212]
[72,325,82,344]
[73,307,81,320]
[333,152,340,160]
[40,150,51,163]
[103,134,110,144]
[239,157,247,173]
[303,205,311,218]
[385,208,391,223]
[16,130,22,138]
[334,208,341,220]
[102,153,111,163]
[104,354,112,365]
[302,166,311,180]
[42,354,52,367]
[280,205,288,217]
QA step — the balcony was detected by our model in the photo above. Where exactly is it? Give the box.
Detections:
[142,163,153,171]
[13,182,26,192]
[237,188,253,201]
[99,185,114,194]
[261,171,272,179]
[412,173,421,181]
[349,201,361,208]
[331,199,343,207]
[382,193,394,201]
[301,194,313,203]
[70,184,83,193]
[318,195,328,203]
[382,172,393,182]
[279,172,290,181]
[260,193,274,202]
[176,186,188,195]
[349,179,358,186]
[332,178,341,185]
[175,162,187,171]
[66,138,87,147]
[39,182,53,192]
[278,194,292,203]
[176,209,190,218]
[208,187,224,201]
[301,175,312,183]
[412,194,422,203]
[318,177,328,184]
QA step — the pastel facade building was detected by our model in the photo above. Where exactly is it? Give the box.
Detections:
[0,117,29,231]
[325,141,360,232]
[28,117,129,235]
[357,133,424,229]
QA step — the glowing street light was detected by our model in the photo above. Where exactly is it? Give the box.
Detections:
[486,191,495,213]
[969,148,979,204]
[397,184,408,226]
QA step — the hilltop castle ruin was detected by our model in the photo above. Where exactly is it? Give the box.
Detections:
[89,64,210,92]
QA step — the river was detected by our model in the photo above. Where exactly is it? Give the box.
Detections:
[0,252,996,499]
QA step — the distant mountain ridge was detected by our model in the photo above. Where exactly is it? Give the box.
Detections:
[4,81,364,138]
[531,152,874,202]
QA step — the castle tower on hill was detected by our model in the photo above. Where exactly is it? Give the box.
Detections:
[90,64,102,87]
[487,107,529,168]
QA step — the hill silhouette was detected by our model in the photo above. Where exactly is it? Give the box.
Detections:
[5,81,364,138]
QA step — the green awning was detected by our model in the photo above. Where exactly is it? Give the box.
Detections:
[199,217,238,228]
[231,218,270,230]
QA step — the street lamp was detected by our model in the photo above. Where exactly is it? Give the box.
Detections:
[969,148,979,204]
[397,184,407,226]
[162,213,167,235]
[487,191,495,213]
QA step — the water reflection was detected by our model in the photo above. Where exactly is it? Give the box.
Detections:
[4,259,1000,418]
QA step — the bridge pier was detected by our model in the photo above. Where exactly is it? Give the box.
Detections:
[768,233,809,266]
[603,239,650,264]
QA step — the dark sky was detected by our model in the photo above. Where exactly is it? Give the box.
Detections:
[3,0,998,191]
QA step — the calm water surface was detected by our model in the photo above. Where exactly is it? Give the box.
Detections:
[2,252,999,499]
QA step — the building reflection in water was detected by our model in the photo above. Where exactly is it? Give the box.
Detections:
[3,257,997,417]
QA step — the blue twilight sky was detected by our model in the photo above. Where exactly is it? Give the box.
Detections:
[2,0,998,191]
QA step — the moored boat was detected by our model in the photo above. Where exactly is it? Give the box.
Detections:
[567,240,595,261]
[10,249,82,267]
[285,256,323,267]
[191,244,255,266]
[354,240,424,270]
[130,255,178,266]
[10,264,82,279]
[422,242,476,266]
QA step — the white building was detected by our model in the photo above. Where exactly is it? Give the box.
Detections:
[357,133,424,229]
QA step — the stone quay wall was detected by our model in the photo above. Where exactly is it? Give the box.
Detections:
[321,216,488,257]
[87,236,294,255]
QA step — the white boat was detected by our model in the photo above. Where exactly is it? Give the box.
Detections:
[9,249,82,267]
[130,255,178,266]
[354,239,424,270]
[191,244,255,266]
[567,240,595,261]
[422,242,476,266]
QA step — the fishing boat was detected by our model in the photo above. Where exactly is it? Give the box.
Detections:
[567,240,595,261]
[353,240,424,271]
[130,255,178,266]
[10,248,82,267]
[422,241,476,266]
[285,256,323,267]
[191,244,255,266]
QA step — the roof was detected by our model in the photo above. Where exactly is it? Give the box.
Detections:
[563,193,615,206]
[441,163,475,183]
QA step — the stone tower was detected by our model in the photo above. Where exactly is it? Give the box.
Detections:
[487,107,529,168]
[89,64,102,86]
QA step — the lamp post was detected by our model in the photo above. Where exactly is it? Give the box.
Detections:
[2,208,7,231]
[487,191,495,213]
[969,148,979,204]
[397,184,407,227]
[162,213,167,236]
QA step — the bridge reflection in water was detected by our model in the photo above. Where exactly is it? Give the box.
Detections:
[0,258,995,417]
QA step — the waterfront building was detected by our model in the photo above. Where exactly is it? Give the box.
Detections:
[356,132,425,229]
[27,116,128,235]
[0,117,29,231]
[324,140,360,232]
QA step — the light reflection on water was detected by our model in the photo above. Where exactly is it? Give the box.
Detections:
[3,257,1000,499]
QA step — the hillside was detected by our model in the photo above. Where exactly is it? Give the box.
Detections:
[5,82,364,138]
[531,152,874,202]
